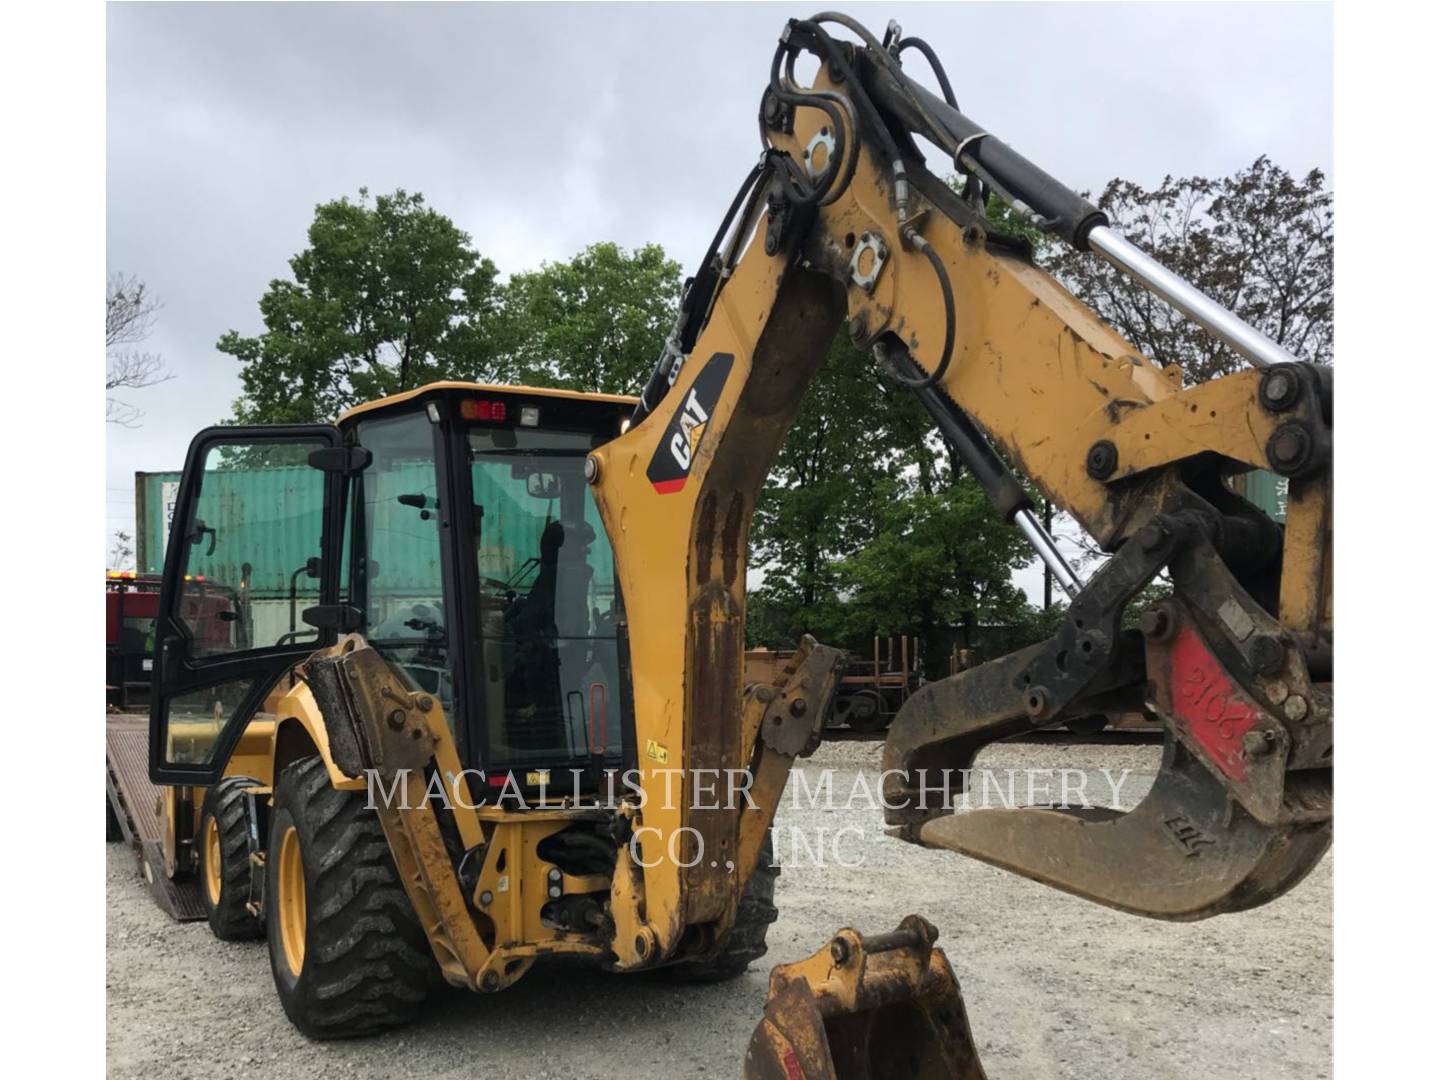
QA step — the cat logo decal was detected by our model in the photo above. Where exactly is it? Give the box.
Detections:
[645,352,734,494]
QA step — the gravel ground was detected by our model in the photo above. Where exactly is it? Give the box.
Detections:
[106,739,1332,1079]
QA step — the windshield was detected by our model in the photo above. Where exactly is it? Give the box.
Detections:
[468,425,624,773]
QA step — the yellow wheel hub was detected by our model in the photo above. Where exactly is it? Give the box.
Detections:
[276,825,306,977]
[203,815,222,907]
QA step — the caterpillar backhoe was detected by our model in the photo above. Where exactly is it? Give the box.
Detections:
[106,12,1331,1077]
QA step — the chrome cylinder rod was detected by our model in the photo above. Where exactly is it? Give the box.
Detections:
[1086,225,1300,370]
[1015,508,1083,600]
[863,62,1303,371]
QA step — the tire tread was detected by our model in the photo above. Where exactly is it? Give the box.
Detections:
[269,757,434,1039]
[202,776,263,941]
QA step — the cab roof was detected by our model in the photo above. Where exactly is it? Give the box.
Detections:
[337,381,638,424]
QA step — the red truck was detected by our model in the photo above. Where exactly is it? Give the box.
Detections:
[107,571,241,710]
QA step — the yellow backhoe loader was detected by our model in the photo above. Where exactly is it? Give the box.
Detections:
[106,12,1331,1076]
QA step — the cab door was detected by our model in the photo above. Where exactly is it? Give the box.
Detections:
[149,425,348,785]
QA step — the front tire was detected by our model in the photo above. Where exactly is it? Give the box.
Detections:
[265,756,435,1039]
[200,776,264,941]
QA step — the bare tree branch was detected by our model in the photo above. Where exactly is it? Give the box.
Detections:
[108,530,135,572]
[106,272,161,347]
[107,273,172,425]
[106,350,168,392]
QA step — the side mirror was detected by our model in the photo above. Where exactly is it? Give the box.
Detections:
[526,472,561,500]
[188,519,217,557]
[398,493,437,520]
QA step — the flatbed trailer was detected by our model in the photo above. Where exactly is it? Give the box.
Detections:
[105,712,207,921]
[746,635,922,739]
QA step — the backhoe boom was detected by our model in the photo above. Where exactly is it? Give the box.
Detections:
[590,12,1331,936]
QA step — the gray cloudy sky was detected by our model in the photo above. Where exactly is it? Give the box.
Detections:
[106,1,1332,595]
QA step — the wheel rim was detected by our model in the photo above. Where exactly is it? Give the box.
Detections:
[203,815,222,906]
[276,825,306,977]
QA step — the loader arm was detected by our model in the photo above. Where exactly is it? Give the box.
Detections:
[589,12,1330,940]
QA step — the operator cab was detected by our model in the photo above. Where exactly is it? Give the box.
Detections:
[148,383,637,794]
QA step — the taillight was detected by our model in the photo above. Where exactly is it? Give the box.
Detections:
[460,399,508,422]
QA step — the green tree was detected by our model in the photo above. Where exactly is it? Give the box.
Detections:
[745,326,1035,672]
[219,189,509,423]
[504,242,682,395]
[746,334,928,646]
[835,476,1035,663]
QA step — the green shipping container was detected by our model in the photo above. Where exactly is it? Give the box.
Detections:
[1242,469,1287,522]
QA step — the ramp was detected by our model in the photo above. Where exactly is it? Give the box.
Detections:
[106,713,207,921]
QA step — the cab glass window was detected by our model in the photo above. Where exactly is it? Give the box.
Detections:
[351,410,451,715]
[467,425,622,770]
[176,441,328,657]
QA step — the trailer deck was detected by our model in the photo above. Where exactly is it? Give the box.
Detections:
[106,712,206,921]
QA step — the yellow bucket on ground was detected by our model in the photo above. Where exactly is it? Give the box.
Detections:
[744,915,986,1079]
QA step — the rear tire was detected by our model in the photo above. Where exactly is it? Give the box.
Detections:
[265,756,435,1039]
[1065,715,1109,737]
[658,833,779,983]
[200,776,264,941]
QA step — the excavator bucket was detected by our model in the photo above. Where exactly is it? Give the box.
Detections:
[880,518,1333,921]
[744,916,986,1080]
